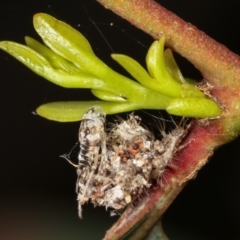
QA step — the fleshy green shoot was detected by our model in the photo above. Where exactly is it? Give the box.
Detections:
[0,13,222,121]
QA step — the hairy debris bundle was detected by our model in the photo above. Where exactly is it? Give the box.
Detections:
[63,106,187,218]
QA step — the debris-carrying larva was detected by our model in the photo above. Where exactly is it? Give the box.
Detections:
[67,106,188,218]
[76,106,107,218]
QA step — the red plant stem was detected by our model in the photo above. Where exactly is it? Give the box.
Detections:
[96,0,240,239]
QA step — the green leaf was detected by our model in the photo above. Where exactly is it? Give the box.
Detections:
[33,13,94,67]
[164,48,186,84]
[146,38,205,98]
[0,41,107,89]
[25,36,81,73]
[33,13,114,80]
[166,97,222,118]
[0,13,222,120]
[111,53,159,91]
[91,89,127,102]
[32,13,157,100]
[36,101,142,122]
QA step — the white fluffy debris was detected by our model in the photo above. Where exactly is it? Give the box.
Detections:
[64,106,188,218]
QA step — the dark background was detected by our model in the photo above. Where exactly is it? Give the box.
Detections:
[0,1,240,239]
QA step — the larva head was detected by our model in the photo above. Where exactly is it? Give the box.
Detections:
[81,105,106,121]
